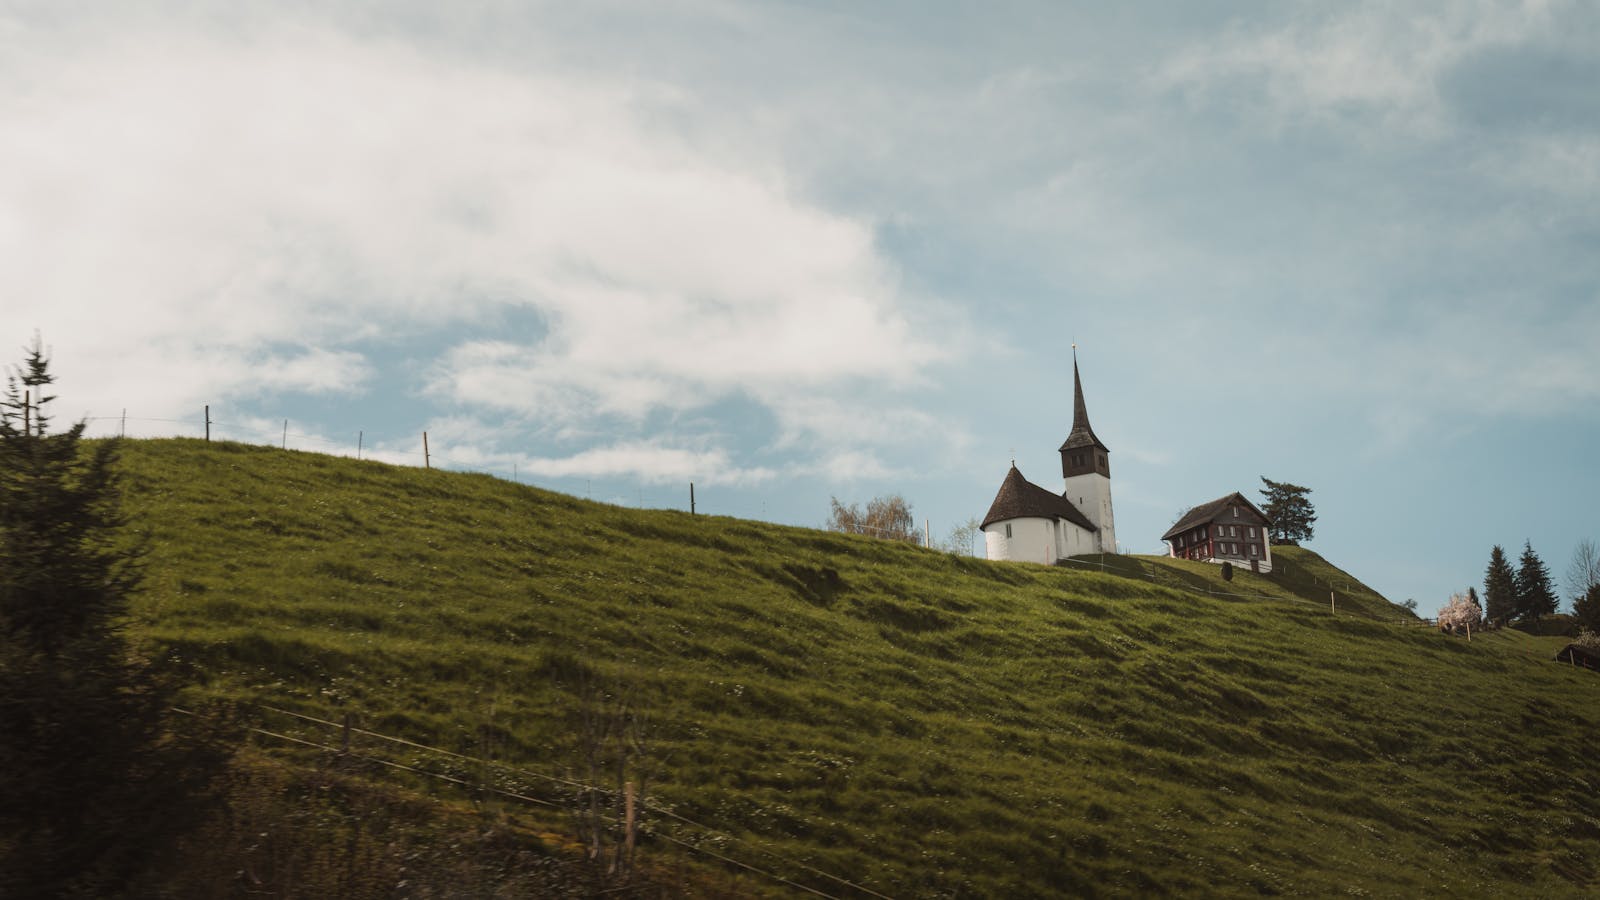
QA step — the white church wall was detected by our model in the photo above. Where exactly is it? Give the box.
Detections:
[1057,520,1094,559]
[984,518,1056,565]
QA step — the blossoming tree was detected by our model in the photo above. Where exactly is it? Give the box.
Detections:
[1436,591,1483,636]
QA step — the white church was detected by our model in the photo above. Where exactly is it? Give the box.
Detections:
[980,355,1117,564]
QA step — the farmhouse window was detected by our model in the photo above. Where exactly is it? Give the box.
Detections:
[1248,527,1256,538]
[1250,545,1259,557]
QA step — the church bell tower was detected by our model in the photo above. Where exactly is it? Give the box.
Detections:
[1059,351,1116,553]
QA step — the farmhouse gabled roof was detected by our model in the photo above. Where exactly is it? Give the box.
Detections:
[1058,355,1108,454]
[1161,492,1274,541]
[981,465,1098,532]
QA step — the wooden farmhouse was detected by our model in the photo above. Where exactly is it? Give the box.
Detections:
[980,356,1117,564]
[1162,492,1275,573]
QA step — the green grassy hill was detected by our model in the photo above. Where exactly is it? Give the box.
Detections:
[117,439,1598,897]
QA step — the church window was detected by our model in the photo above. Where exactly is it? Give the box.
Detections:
[1005,523,1012,538]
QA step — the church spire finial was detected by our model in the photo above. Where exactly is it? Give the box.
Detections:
[1072,351,1091,436]
[1060,347,1108,467]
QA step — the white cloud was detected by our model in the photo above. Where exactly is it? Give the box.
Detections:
[0,13,952,468]
[805,449,900,482]
[1154,2,1560,132]
[496,440,774,487]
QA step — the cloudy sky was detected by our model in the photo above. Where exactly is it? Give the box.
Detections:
[5,0,1597,610]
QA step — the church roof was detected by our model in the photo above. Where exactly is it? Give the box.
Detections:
[981,465,1098,532]
[1161,492,1274,541]
[1058,354,1109,454]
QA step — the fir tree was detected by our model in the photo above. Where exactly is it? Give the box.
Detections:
[1259,477,1316,545]
[1575,582,1600,633]
[1514,541,1558,623]
[1483,545,1517,625]
[0,339,226,896]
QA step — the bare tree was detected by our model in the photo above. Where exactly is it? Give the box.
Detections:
[1566,538,1600,604]
[936,516,981,555]
[827,494,917,543]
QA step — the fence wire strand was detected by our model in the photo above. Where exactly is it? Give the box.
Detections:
[175,703,889,899]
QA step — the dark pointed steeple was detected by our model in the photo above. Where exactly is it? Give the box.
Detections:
[1060,349,1110,479]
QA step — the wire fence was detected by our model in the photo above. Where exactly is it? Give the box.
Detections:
[81,409,1003,555]
[174,702,892,900]
[1053,553,1429,627]
[81,410,815,526]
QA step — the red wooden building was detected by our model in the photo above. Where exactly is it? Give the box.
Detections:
[1161,492,1275,573]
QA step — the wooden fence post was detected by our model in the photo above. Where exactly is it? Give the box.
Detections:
[204,405,210,442]
[690,482,695,515]
[623,780,637,867]
[1330,591,1336,615]
[423,431,430,469]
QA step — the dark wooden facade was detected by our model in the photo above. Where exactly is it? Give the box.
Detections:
[1161,492,1273,571]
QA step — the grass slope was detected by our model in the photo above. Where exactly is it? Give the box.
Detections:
[118,439,1599,897]
[1069,546,1409,622]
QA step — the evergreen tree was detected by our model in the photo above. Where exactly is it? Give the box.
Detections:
[1574,582,1600,634]
[1514,541,1558,623]
[1483,545,1517,625]
[0,339,225,896]
[1258,477,1316,545]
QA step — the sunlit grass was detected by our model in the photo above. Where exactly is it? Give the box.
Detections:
[117,438,1599,897]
